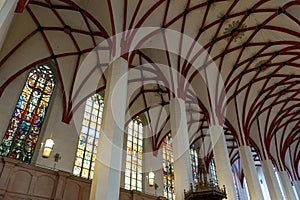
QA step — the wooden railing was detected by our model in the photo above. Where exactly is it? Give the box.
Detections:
[0,157,165,200]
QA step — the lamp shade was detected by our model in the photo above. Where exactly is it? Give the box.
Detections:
[42,138,54,158]
[149,171,155,187]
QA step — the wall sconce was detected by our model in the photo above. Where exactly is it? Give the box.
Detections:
[42,138,54,158]
[148,171,158,196]
[149,171,155,187]
[53,153,61,170]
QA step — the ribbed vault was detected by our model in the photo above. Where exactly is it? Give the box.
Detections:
[0,0,299,181]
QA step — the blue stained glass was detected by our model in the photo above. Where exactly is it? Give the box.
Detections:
[125,119,143,192]
[73,93,104,180]
[0,65,55,163]
[190,145,199,183]
[210,159,218,185]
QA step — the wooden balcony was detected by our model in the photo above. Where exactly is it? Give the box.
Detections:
[0,157,165,200]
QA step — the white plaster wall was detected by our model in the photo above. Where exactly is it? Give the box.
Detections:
[34,83,85,172]
[0,0,7,10]
[143,125,164,197]
[0,0,17,50]
[0,71,27,140]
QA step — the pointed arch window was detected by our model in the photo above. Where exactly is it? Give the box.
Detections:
[190,145,198,183]
[73,94,104,179]
[0,65,55,162]
[162,133,175,200]
[125,118,143,191]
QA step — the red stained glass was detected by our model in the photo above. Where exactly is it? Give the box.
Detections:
[0,65,55,163]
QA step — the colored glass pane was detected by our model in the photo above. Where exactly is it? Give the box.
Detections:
[162,133,175,200]
[125,119,143,192]
[190,145,198,183]
[0,65,55,163]
[210,159,218,185]
[73,94,104,179]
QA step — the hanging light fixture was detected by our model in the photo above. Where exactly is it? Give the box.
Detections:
[148,171,155,187]
[42,137,54,158]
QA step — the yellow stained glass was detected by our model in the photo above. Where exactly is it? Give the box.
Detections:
[82,169,89,178]
[72,94,104,179]
[83,118,89,126]
[133,137,137,144]
[85,151,92,160]
[76,149,84,158]
[163,133,175,200]
[125,119,143,192]
[83,160,90,168]
[75,157,82,166]
[0,65,55,163]
[92,154,96,161]
[90,122,96,129]
[89,171,94,179]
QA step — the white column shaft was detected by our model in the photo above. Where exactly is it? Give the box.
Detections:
[279,171,297,200]
[261,159,283,200]
[239,146,264,200]
[0,0,17,50]
[169,98,193,200]
[90,58,128,200]
[293,180,300,199]
[210,125,237,200]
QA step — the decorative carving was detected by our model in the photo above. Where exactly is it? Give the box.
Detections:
[184,154,227,200]
[223,20,247,42]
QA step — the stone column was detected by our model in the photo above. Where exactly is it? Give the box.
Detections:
[90,58,128,200]
[169,98,193,200]
[261,159,283,200]
[292,180,300,199]
[238,146,264,200]
[210,125,237,200]
[0,0,17,50]
[278,170,297,200]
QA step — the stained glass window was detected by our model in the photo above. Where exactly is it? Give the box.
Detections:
[125,118,143,191]
[0,65,55,162]
[162,133,175,200]
[190,145,198,183]
[73,94,104,179]
[210,159,218,185]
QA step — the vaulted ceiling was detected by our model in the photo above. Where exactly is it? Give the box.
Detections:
[0,0,299,181]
